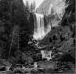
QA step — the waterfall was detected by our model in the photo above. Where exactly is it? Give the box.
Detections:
[33,13,51,40]
[32,0,67,41]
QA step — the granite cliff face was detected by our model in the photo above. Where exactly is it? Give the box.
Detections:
[36,0,52,15]
[36,0,67,16]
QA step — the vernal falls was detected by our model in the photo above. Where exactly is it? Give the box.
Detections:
[33,13,51,40]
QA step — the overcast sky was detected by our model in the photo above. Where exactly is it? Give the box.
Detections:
[23,0,44,9]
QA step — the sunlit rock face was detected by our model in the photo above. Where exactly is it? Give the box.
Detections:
[36,0,67,16]
[33,13,51,40]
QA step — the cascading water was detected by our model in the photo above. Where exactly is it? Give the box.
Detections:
[33,13,51,40]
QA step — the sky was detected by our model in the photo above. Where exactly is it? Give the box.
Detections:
[23,0,44,9]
